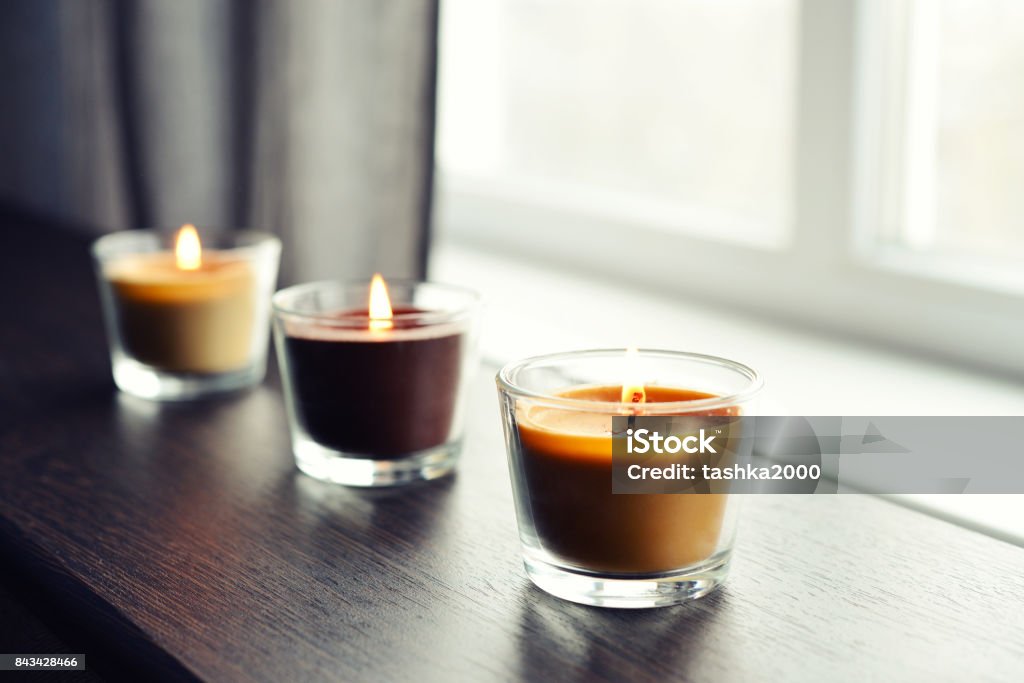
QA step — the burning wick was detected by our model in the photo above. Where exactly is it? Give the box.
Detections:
[175,224,202,271]
[622,347,646,429]
[368,273,394,333]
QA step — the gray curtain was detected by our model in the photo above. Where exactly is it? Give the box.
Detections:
[0,0,438,284]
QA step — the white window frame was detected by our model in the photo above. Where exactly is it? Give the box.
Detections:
[436,0,1024,378]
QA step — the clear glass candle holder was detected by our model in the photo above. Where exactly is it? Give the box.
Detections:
[273,280,480,487]
[497,349,763,608]
[93,229,281,400]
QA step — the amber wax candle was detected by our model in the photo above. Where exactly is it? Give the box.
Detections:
[497,349,761,608]
[517,384,730,574]
[93,225,281,400]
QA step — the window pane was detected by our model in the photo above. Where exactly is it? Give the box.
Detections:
[437,0,797,246]
[882,0,1024,260]
[936,0,1024,257]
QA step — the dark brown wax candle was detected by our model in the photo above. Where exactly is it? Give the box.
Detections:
[282,307,463,458]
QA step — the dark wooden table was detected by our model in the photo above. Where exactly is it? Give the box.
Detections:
[2,211,1023,682]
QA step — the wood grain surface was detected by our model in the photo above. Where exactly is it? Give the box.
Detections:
[1,210,1022,682]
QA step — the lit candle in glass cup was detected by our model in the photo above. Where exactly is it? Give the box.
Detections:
[496,349,762,608]
[93,225,281,400]
[272,276,480,487]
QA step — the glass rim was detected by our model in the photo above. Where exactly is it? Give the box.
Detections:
[272,279,481,327]
[92,228,281,260]
[496,348,764,414]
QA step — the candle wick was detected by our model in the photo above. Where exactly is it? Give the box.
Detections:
[626,390,642,430]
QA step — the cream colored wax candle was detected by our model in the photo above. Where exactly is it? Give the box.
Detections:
[104,225,255,373]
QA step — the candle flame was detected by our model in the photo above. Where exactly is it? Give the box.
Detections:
[621,346,646,405]
[368,273,394,332]
[175,224,202,271]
